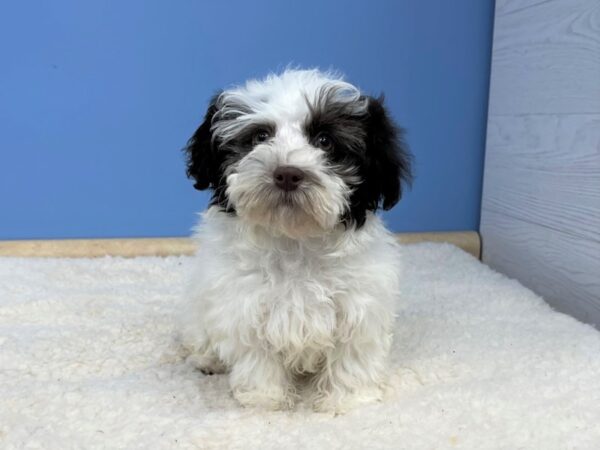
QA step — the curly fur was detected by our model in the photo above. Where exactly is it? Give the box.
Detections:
[180,68,412,413]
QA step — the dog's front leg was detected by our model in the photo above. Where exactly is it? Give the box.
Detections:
[229,349,296,410]
[310,316,392,414]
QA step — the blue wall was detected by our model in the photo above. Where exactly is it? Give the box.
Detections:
[0,0,494,239]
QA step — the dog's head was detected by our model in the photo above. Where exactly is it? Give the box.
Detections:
[184,69,412,238]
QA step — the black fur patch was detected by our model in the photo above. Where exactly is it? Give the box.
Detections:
[184,93,221,192]
[304,94,412,227]
[184,94,274,211]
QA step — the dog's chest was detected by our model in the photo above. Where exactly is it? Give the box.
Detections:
[243,246,347,369]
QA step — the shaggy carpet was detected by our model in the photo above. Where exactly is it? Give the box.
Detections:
[1,243,599,449]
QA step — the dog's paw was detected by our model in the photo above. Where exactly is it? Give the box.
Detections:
[186,353,228,375]
[233,387,296,411]
[312,385,384,414]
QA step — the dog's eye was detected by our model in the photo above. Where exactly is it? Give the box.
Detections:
[253,129,271,144]
[315,133,333,150]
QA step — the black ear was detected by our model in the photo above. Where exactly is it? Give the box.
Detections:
[364,95,413,210]
[183,94,221,191]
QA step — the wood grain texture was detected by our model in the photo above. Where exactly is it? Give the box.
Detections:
[481,209,600,327]
[0,232,481,259]
[489,0,600,115]
[483,114,600,241]
[482,0,600,327]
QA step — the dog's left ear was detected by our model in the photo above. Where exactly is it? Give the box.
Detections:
[183,94,221,191]
[364,95,413,210]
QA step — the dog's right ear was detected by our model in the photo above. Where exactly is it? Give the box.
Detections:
[184,94,221,191]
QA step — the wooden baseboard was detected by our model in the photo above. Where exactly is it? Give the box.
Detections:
[0,231,480,259]
[396,232,480,258]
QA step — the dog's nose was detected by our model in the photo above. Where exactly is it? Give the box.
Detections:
[273,166,305,192]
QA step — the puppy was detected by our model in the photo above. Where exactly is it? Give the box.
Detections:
[180,69,412,413]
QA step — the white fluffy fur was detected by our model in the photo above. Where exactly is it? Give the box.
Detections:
[181,70,400,413]
[226,144,356,239]
[181,209,400,413]
[212,69,367,144]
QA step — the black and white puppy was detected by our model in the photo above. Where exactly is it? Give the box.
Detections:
[181,69,412,413]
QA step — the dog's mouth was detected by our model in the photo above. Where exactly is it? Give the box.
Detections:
[274,190,305,208]
[229,186,335,238]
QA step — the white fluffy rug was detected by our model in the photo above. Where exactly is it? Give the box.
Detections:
[1,243,599,449]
